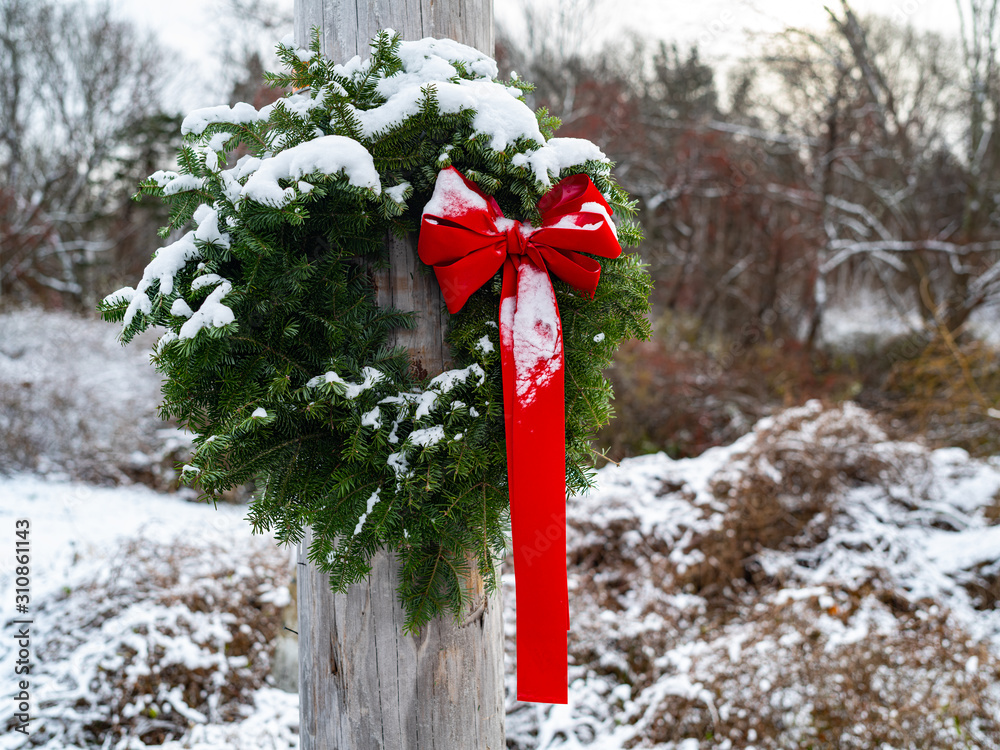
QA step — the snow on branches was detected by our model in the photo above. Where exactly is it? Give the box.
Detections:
[99,29,650,629]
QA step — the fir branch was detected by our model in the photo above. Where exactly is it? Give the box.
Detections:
[100,27,650,631]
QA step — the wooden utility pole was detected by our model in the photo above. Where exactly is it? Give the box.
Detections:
[294,2,504,748]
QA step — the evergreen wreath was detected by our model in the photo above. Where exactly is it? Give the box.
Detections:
[100,29,651,630]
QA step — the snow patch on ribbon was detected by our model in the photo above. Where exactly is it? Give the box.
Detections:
[581,200,618,239]
[495,216,537,237]
[423,168,489,219]
[511,262,563,405]
[547,214,603,231]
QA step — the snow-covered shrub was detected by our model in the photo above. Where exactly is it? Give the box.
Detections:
[507,401,1000,749]
[689,401,902,592]
[968,558,1000,611]
[595,323,869,461]
[6,535,294,748]
[883,336,1000,457]
[611,593,998,749]
[0,308,188,486]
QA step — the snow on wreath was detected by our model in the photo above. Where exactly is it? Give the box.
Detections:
[98,28,651,632]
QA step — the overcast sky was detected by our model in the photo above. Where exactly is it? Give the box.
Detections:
[111,0,968,110]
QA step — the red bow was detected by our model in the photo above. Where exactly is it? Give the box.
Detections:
[418,167,621,704]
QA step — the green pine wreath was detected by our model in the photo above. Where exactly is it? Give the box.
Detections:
[100,30,651,630]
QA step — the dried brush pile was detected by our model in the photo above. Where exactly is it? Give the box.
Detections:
[6,535,295,748]
[507,401,1000,749]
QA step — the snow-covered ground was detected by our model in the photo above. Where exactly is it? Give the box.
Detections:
[510,401,1000,749]
[0,309,182,486]
[0,477,298,750]
[3,309,1000,748]
[2,404,999,748]
[821,287,1000,350]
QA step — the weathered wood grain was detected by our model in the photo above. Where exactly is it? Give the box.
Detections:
[298,542,504,749]
[295,2,504,747]
[294,0,493,65]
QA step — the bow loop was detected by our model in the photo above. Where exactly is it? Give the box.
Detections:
[418,167,621,311]
[538,173,613,219]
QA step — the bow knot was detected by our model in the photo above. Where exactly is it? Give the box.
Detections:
[417,167,622,705]
[504,222,547,272]
[503,223,526,253]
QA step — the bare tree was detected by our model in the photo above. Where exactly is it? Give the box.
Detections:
[747,2,1000,343]
[215,0,294,106]
[499,0,1000,353]
[0,0,168,307]
[954,0,1000,317]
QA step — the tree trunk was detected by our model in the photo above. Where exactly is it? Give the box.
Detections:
[294,0,493,63]
[294,2,504,748]
[297,542,505,749]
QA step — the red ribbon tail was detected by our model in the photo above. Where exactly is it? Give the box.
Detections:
[501,257,569,705]
[419,167,621,705]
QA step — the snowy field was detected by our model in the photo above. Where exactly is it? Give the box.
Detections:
[515,402,1000,748]
[2,308,1000,749]
[3,407,1000,748]
[821,288,1000,351]
[0,477,299,750]
[0,309,182,486]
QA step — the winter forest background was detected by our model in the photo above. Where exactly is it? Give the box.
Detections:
[1,0,1000,748]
